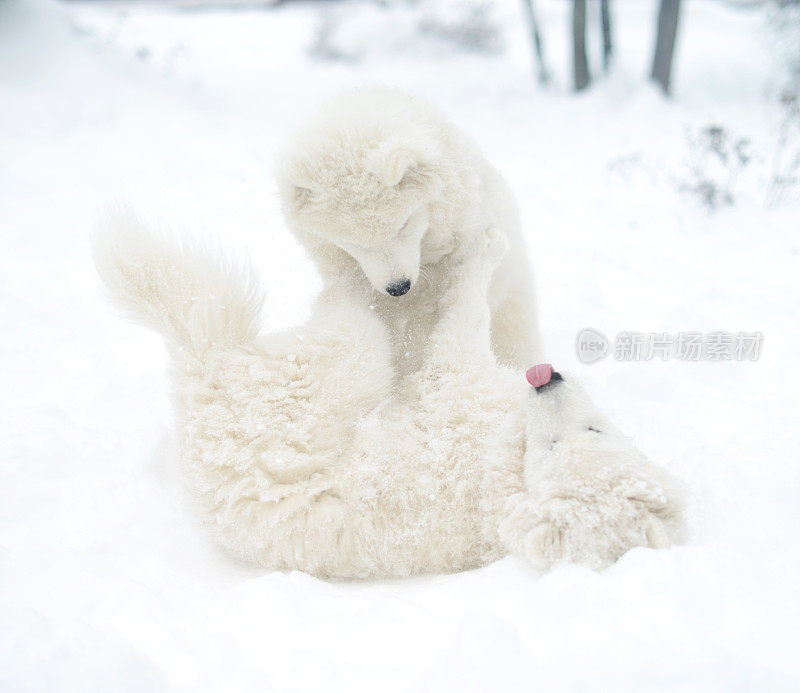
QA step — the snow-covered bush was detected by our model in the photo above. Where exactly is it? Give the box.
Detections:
[681,125,751,211]
[309,0,501,63]
[417,0,499,53]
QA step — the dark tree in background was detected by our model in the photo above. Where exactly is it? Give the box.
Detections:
[651,0,682,94]
[521,0,551,85]
[573,0,590,91]
[601,0,613,72]
[519,0,685,98]
[571,0,613,90]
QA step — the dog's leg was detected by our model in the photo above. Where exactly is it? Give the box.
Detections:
[420,228,510,377]
[499,373,687,570]
[489,283,542,369]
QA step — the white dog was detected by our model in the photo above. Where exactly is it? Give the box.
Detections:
[277,88,540,374]
[95,212,685,578]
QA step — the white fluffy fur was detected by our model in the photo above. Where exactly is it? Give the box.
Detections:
[277,88,541,373]
[95,210,685,578]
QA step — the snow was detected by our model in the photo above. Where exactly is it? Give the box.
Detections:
[1,0,799,689]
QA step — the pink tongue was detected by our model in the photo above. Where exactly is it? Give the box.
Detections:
[526,364,553,388]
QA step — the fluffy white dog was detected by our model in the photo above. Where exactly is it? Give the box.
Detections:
[95,213,685,578]
[277,88,540,374]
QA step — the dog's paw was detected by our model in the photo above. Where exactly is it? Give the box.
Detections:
[524,492,680,570]
[501,458,686,571]
[452,228,509,268]
[521,517,566,569]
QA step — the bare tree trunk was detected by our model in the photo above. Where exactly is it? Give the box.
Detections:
[601,0,612,72]
[651,0,682,95]
[573,0,590,91]
[521,0,551,85]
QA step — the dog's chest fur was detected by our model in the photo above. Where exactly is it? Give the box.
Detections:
[371,259,500,377]
[373,287,440,377]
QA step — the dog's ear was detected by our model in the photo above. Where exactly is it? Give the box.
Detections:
[367,137,440,188]
[367,139,416,187]
[277,167,314,212]
[288,184,312,210]
[277,153,316,212]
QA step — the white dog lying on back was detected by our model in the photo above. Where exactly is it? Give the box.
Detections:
[277,88,540,374]
[95,91,685,576]
[95,215,685,577]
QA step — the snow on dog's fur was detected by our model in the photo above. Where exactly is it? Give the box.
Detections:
[277,88,540,374]
[95,209,686,578]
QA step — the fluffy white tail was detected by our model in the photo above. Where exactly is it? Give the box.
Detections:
[93,211,265,353]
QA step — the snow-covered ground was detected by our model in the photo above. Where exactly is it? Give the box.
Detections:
[1,0,799,689]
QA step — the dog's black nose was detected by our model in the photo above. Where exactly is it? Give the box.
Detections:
[386,278,411,297]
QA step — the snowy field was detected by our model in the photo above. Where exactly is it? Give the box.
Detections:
[2,0,799,689]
